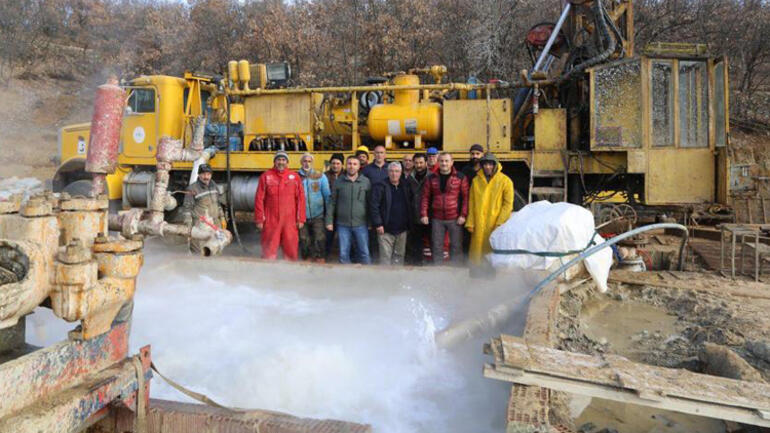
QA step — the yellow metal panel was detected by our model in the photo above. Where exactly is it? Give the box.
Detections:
[105,168,129,200]
[626,150,646,173]
[533,151,564,171]
[647,148,714,204]
[443,99,511,152]
[534,109,566,150]
[244,94,313,135]
[60,123,91,163]
[568,152,627,175]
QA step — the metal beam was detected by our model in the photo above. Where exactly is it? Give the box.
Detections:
[0,345,151,433]
[0,320,130,417]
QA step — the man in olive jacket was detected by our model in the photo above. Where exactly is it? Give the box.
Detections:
[325,155,372,264]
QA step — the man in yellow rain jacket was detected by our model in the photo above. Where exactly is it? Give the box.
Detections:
[466,153,514,264]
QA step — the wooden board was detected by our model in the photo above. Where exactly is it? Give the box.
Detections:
[608,270,770,299]
[484,335,770,427]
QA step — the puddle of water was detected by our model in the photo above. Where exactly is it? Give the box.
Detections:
[576,398,726,433]
[580,297,682,361]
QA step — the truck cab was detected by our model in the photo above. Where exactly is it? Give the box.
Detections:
[55,73,216,201]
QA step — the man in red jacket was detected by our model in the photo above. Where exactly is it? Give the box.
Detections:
[255,151,306,260]
[420,152,469,265]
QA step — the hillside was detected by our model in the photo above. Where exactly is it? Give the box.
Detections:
[0,78,94,180]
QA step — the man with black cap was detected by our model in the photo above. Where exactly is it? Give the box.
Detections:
[325,153,345,190]
[182,163,226,229]
[255,151,306,260]
[462,144,485,183]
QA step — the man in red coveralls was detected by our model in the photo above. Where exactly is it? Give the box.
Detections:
[254,151,306,260]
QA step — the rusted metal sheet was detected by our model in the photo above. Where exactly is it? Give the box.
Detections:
[145,399,372,433]
[0,345,151,433]
[0,321,130,417]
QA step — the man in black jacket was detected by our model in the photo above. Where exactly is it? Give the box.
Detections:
[405,153,430,265]
[369,162,413,265]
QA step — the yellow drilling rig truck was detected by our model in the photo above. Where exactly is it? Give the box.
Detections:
[54,0,731,224]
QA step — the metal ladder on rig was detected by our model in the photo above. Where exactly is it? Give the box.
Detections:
[527,148,568,203]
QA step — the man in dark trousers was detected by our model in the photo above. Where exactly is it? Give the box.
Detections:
[420,152,469,265]
[406,153,430,265]
[370,162,413,265]
[361,143,388,260]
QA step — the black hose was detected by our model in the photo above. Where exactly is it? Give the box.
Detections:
[557,0,616,85]
[225,95,247,253]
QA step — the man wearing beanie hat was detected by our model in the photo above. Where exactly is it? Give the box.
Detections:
[462,144,485,183]
[254,151,306,260]
[466,153,514,264]
[325,153,345,189]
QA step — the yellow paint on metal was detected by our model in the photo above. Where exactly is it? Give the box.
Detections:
[238,60,251,88]
[367,74,442,143]
[534,109,566,150]
[367,102,442,142]
[442,99,511,152]
[229,103,245,124]
[647,148,714,204]
[244,94,313,135]
[626,150,646,173]
[227,61,239,83]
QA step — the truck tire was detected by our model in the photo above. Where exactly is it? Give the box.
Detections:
[61,179,93,197]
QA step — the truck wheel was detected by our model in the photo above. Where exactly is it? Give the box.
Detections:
[61,179,93,197]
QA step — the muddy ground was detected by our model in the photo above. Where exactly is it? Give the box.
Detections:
[557,280,770,381]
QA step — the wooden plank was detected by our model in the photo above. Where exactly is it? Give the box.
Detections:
[608,270,770,300]
[487,336,770,421]
[484,363,770,427]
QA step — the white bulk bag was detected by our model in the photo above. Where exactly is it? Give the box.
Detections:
[486,201,612,292]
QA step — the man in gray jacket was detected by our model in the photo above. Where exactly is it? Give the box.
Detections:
[182,164,225,228]
[325,155,371,264]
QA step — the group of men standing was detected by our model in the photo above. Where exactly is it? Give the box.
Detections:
[249,144,514,266]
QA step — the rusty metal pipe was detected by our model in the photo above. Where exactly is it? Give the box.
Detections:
[85,78,125,197]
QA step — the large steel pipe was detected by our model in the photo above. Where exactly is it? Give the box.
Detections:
[85,78,125,196]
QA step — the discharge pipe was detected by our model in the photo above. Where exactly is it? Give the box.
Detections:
[435,223,689,349]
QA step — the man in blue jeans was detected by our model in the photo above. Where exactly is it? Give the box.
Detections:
[325,156,372,264]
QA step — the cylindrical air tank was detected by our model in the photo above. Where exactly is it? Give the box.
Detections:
[367,74,442,142]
